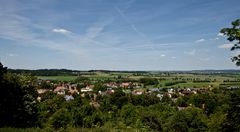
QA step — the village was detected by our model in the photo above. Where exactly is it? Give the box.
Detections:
[37,78,213,109]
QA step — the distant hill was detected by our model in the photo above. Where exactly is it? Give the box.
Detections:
[8,69,240,76]
[8,69,81,76]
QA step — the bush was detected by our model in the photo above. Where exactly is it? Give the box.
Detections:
[49,108,71,129]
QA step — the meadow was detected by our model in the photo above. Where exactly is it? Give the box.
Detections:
[37,71,240,89]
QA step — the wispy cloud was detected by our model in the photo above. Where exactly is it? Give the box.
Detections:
[171,56,176,59]
[161,54,166,57]
[199,57,211,61]
[130,24,146,38]
[218,33,224,37]
[52,28,71,34]
[184,50,196,55]
[195,38,205,43]
[115,7,147,39]
[8,53,18,57]
[218,43,234,49]
[0,7,118,56]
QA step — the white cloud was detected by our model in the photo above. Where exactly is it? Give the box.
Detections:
[195,38,205,43]
[218,33,224,37]
[171,56,176,59]
[161,54,165,57]
[8,53,18,57]
[232,50,240,56]
[218,43,234,49]
[199,58,210,61]
[184,50,196,55]
[52,28,71,34]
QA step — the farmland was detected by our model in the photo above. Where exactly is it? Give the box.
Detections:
[37,70,240,89]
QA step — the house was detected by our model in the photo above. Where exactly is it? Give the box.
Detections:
[167,88,175,94]
[37,89,49,94]
[132,82,141,88]
[132,89,144,95]
[64,95,74,101]
[104,82,118,88]
[54,86,67,95]
[156,94,164,100]
[68,86,79,94]
[100,89,115,95]
[120,82,130,88]
[149,88,163,93]
[179,90,193,96]
[177,106,187,111]
[81,85,94,92]
[224,86,240,91]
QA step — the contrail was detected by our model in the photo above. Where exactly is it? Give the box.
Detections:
[114,7,149,42]
[114,3,155,51]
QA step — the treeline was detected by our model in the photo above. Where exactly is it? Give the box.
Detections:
[8,69,148,76]
[165,81,186,86]
[8,69,80,76]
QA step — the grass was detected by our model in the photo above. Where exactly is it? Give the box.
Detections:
[38,76,78,81]
[37,72,239,89]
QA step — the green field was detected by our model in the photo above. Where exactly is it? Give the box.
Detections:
[38,76,78,81]
[37,72,240,89]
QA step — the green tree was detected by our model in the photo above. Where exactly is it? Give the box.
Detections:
[163,107,207,132]
[222,90,240,132]
[49,108,71,129]
[139,78,158,85]
[141,103,176,131]
[220,19,240,65]
[0,62,38,128]
[93,83,107,92]
[120,104,141,127]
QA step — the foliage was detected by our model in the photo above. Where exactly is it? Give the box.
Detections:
[165,81,186,86]
[93,83,107,92]
[74,76,90,83]
[139,78,159,85]
[48,108,71,129]
[221,19,240,66]
[0,63,38,128]
[222,90,240,131]
[164,107,207,132]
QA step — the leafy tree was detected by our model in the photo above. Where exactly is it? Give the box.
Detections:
[109,90,127,109]
[40,91,56,101]
[93,83,107,92]
[0,62,38,128]
[220,19,240,65]
[71,108,84,127]
[74,76,89,83]
[189,93,225,115]
[141,103,176,131]
[139,78,158,85]
[222,90,240,132]
[164,107,207,132]
[207,110,227,131]
[49,108,71,129]
[76,83,86,91]
[39,81,54,90]
[120,104,141,127]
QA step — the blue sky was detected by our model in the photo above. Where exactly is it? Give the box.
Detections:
[0,0,240,70]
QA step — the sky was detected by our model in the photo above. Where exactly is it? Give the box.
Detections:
[0,0,240,71]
